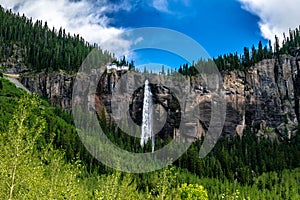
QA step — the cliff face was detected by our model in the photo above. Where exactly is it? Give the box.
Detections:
[20,55,300,139]
[21,72,74,109]
[244,57,299,138]
[223,56,299,139]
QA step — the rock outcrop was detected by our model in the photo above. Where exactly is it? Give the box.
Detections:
[21,71,74,109]
[19,55,300,139]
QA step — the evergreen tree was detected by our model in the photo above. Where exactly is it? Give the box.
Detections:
[258,41,263,61]
[243,47,250,69]
[161,65,165,75]
[251,44,257,65]
[178,65,183,74]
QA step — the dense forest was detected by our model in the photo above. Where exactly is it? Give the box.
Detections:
[0,6,112,73]
[1,5,300,199]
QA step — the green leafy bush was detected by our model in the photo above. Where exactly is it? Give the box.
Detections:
[179,183,208,200]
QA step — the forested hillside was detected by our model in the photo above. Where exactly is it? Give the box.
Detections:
[0,6,112,73]
[1,5,300,200]
[1,73,300,199]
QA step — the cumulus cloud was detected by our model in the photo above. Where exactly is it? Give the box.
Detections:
[0,0,127,50]
[238,0,300,45]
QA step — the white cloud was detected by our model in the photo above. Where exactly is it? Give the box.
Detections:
[149,0,192,18]
[0,0,126,48]
[152,0,170,13]
[238,0,300,45]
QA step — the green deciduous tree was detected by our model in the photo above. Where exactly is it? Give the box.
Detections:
[95,171,142,200]
[0,95,84,199]
[179,183,208,200]
[0,95,46,199]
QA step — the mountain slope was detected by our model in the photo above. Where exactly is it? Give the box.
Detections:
[0,6,111,73]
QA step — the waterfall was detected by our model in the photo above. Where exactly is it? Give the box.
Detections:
[140,80,155,153]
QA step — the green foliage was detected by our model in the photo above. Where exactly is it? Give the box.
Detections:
[0,70,3,90]
[0,6,111,73]
[1,90,300,199]
[179,183,208,200]
[198,169,300,200]
[95,171,142,200]
[150,166,178,200]
[281,26,300,55]
[220,189,246,200]
[0,77,23,97]
[0,94,46,199]
[212,26,300,71]
[178,63,198,77]
[0,95,85,199]
[175,26,300,73]
[213,40,273,72]
[176,127,300,187]
[0,78,24,133]
[2,75,300,200]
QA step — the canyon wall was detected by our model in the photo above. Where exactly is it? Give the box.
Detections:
[20,55,300,139]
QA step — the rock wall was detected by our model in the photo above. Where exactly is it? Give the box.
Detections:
[21,72,74,109]
[244,56,299,138]
[19,55,300,139]
[221,55,299,138]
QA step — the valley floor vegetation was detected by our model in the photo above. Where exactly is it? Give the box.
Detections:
[1,71,300,200]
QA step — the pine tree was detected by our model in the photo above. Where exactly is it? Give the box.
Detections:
[161,65,165,75]
[178,65,183,74]
[243,47,250,69]
[258,41,263,61]
[251,44,257,65]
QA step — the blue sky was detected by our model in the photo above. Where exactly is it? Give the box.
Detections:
[1,0,300,68]
[106,0,264,57]
[103,0,265,67]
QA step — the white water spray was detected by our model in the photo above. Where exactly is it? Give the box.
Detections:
[140,80,154,153]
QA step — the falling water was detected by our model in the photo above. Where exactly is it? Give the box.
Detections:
[140,80,155,153]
